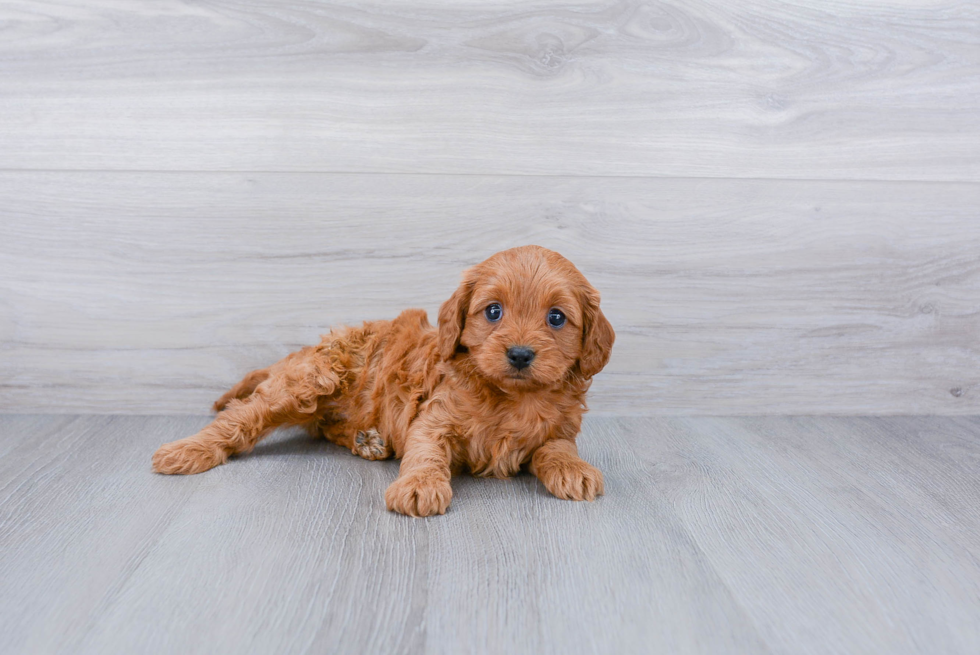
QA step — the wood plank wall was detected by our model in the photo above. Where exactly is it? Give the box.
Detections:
[1,0,978,414]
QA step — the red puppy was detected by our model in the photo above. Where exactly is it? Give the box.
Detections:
[153,245,615,517]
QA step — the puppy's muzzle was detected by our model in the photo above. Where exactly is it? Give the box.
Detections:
[506,346,535,370]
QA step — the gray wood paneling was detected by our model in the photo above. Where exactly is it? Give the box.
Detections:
[1,415,978,653]
[1,0,978,415]
[2,172,978,414]
[1,0,978,179]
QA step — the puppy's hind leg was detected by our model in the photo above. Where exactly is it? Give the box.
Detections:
[310,420,393,461]
[353,428,393,461]
[213,367,271,412]
[154,347,338,474]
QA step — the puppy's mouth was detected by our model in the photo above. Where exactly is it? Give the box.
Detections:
[503,370,541,388]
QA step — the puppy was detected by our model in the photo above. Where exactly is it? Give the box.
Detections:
[153,245,614,517]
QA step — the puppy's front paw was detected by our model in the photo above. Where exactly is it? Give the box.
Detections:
[385,473,453,517]
[153,438,227,475]
[539,460,604,501]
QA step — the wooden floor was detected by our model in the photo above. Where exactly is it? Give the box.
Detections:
[2,415,978,654]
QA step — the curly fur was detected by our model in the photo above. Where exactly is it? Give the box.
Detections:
[153,245,615,517]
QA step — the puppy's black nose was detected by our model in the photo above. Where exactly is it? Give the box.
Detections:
[506,346,535,370]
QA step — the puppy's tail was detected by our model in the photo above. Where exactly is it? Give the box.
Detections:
[213,367,271,412]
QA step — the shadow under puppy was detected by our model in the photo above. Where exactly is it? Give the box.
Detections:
[153,245,615,517]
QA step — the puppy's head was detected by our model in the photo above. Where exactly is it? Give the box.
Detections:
[438,246,614,389]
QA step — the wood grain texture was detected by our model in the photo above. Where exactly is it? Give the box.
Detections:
[0,0,978,179]
[1,172,978,414]
[1,415,978,653]
[623,416,980,655]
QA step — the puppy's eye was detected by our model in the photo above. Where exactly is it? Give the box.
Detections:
[547,308,566,328]
[485,303,502,322]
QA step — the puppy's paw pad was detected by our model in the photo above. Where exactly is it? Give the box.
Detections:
[385,474,452,517]
[353,429,392,460]
[541,461,604,501]
[152,439,226,475]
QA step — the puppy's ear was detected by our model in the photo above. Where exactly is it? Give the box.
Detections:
[578,286,615,379]
[437,269,476,361]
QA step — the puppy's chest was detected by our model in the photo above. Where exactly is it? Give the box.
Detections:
[460,405,561,478]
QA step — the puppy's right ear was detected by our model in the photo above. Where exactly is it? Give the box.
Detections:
[437,269,476,361]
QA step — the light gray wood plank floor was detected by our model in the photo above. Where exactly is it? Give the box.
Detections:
[1,415,978,654]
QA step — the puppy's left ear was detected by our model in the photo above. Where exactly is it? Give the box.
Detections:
[578,285,615,379]
[437,269,476,361]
